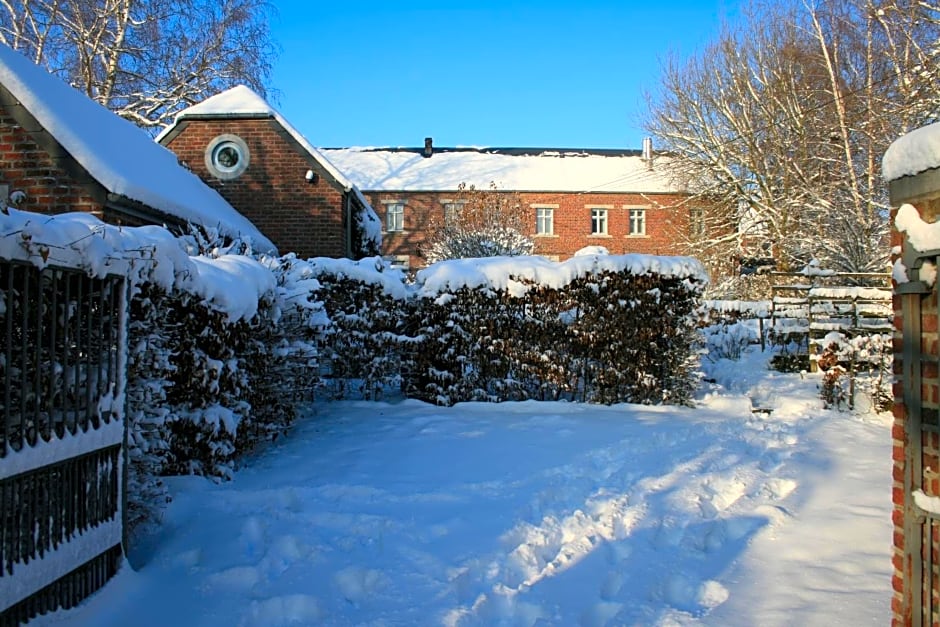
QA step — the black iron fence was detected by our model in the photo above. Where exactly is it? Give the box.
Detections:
[0,260,125,625]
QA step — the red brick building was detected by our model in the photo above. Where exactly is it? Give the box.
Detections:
[0,46,273,251]
[322,143,699,270]
[156,85,700,270]
[158,86,380,260]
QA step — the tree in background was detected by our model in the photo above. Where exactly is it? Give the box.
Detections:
[421,182,534,264]
[0,0,276,129]
[645,0,940,295]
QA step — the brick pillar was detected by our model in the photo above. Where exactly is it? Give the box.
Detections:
[891,192,940,626]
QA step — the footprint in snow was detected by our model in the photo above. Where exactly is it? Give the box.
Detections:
[240,516,267,561]
[238,594,322,627]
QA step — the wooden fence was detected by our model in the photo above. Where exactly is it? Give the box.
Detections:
[768,271,893,371]
[0,260,126,625]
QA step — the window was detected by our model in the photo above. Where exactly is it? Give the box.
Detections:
[591,208,608,235]
[441,201,465,227]
[385,202,404,232]
[689,207,706,237]
[536,207,554,235]
[629,208,646,236]
[205,134,250,180]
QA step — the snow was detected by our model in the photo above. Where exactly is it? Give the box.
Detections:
[187,255,276,322]
[914,489,940,515]
[702,300,771,318]
[808,286,892,300]
[922,261,938,287]
[415,253,708,298]
[303,255,411,300]
[800,259,835,276]
[883,122,940,182]
[321,147,680,193]
[2,519,122,613]
[893,258,910,284]
[896,203,940,253]
[0,418,123,478]
[574,245,610,256]
[0,208,275,322]
[0,46,274,253]
[51,346,893,627]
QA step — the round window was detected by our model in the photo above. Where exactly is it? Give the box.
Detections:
[205,134,250,179]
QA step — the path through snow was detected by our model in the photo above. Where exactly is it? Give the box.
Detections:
[53,348,892,626]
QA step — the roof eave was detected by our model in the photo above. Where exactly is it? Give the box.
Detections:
[156,111,276,145]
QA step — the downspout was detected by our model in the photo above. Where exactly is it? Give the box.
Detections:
[344,192,353,259]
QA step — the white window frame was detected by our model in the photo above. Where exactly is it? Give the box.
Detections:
[627,207,647,236]
[383,200,405,232]
[590,207,610,236]
[534,205,556,236]
[440,199,466,227]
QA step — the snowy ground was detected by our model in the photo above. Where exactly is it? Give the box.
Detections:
[50,346,893,626]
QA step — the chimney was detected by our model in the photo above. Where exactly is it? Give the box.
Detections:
[423,137,433,158]
[641,136,653,166]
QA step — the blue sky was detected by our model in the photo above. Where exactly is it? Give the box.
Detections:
[269,1,739,150]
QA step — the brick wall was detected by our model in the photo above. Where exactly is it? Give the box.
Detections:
[163,119,347,259]
[891,203,907,624]
[523,191,691,259]
[0,106,103,218]
[364,189,693,269]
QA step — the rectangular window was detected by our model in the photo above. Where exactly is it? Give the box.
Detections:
[629,208,646,236]
[442,201,464,227]
[536,207,554,235]
[591,208,608,235]
[689,207,705,237]
[386,202,404,232]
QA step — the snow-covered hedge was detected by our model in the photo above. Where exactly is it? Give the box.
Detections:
[0,209,710,532]
[405,254,708,406]
[0,210,326,528]
[295,256,411,400]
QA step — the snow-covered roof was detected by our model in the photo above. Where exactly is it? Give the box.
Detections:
[883,122,940,182]
[0,45,274,253]
[320,147,682,193]
[163,85,362,196]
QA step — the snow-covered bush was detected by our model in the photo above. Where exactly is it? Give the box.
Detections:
[304,256,413,400]
[814,331,892,412]
[403,285,531,404]
[420,182,534,264]
[128,277,277,473]
[0,208,712,534]
[404,254,708,406]
[702,322,755,361]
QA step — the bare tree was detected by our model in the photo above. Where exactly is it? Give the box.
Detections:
[421,182,534,264]
[645,0,940,293]
[0,0,277,129]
